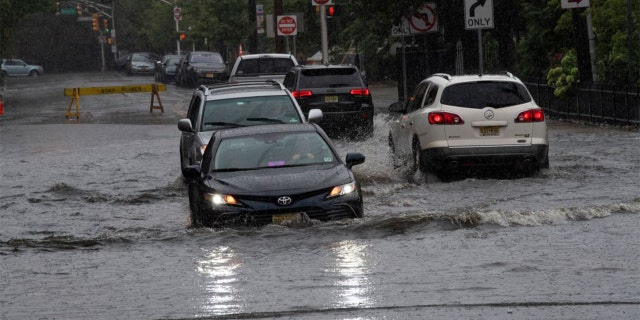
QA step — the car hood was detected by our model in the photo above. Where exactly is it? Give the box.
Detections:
[206,164,352,195]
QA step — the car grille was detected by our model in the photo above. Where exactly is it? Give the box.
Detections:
[233,205,358,226]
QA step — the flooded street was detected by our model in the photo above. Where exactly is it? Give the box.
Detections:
[1,73,639,319]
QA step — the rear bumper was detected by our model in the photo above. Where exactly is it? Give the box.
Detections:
[423,144,549,171]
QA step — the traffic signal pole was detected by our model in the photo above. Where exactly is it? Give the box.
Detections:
[320,5,328,64]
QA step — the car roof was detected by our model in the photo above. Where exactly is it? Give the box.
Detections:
[295,64,358,70]
[214,123,318,140]
[198,80,292,100]
[427,72,523,85]
[237,53,296,59]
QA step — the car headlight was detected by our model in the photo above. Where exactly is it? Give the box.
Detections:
[327,181,357,198]
[205,193,238,206]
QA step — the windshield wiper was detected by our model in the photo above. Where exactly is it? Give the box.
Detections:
[204,122,244,127]
[245,117,285,124]
[212,167,260,172]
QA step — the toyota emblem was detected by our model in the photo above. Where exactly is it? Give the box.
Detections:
[277,196,292,206]
[484,110,495,120]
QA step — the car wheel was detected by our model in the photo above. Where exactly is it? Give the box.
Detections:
[29,70,39,77]
[412,138,427,173]
[388,133,402,169]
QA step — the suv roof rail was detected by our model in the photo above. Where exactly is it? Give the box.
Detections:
[432,73,452,81]
[502,71,515,79]
[198,80,285,95]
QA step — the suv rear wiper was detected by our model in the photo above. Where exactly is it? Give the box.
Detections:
[246,117,285,124]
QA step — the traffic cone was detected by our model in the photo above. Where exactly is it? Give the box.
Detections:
[0,99,4,116]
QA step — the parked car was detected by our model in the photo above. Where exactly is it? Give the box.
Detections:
[388,72,549,179]
[176,51,228,87]
[178,80,323,176]
[183,123,365,228]
[126,52,160,75]
[228,53,298,84]
[1,58,44,77]
[154,54,183,83]
[283,64,374,139]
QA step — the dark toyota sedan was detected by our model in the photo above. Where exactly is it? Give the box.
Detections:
[183,123,365,228]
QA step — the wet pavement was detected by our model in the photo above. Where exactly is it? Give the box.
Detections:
[1,72,639,319]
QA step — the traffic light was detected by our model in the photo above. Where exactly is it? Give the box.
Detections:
[91,14,99,31]
[328,5,336,17]
[76,3,82,16]
[179,33,186,41]
[103,18,109,33]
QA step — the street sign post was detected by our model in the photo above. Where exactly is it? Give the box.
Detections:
[464,0,494,74]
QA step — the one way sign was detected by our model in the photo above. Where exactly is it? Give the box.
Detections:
[464,0,494,30]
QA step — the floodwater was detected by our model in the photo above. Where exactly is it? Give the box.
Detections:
[1,73,639,319]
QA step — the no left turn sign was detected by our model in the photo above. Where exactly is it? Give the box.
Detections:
[277,15,297,36]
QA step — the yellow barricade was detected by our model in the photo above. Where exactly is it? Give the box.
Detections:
[63,83,166,118]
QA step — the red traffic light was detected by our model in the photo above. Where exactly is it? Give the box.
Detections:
[179,33,186,41]
[328,5,336,17]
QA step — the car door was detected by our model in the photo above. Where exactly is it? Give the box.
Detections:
[6,60,28,76]
[395,81,430,156]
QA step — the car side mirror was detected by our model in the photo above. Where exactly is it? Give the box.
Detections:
[307,109,323,123]
[178,119,194,132]
[345,152,365,169]
[388,101,405,113]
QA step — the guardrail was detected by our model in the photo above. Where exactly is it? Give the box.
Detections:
[63,83,166,119]
[523,79,640,127]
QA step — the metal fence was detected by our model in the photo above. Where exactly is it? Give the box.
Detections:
[523,79,640,127]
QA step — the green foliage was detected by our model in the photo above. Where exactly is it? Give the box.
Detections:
[546,50,579,97]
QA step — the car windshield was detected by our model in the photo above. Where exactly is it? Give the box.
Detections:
[299,68,362,88]
[236,58,295,75]
[440,81,532,109]
[132,54,153,62]
[200,95,302,130]
[190,53,223,64]
[212,131,336,171]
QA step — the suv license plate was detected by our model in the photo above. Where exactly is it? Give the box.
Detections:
[325,96,338,103]
[480,126,500,136]
[272,212,303,225]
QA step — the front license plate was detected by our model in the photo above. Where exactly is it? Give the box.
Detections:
[480,126,500,136]
[272,212,302,225]
[205,73,214,78]
[325,95,338,103]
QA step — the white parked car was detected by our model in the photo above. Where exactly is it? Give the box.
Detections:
[388,73,549,179]
[1,58,44,77]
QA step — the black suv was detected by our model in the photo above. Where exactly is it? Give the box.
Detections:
[283,65,374,139]
[178,80,323,176]
[176,51,228,87]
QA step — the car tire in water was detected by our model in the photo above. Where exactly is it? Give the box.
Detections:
[29,70,39,77]
[412,138,428,173]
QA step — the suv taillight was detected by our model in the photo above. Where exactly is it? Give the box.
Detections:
[292,90,313,98]
[515,109,545,122]
[350,88,370,97]
[429,112,464,125]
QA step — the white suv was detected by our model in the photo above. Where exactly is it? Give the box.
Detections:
[388,73,549,178]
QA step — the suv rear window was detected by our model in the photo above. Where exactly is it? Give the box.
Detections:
[236,58,295,75]
[299,68,362,88]
[440,81,532,109]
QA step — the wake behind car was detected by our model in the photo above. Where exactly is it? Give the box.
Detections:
[228,53,298,84]
[388,72,549,179]
[178,80,323,176]
[176,51,228,87]
[183,123,365,228]
[283,64,374,139]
